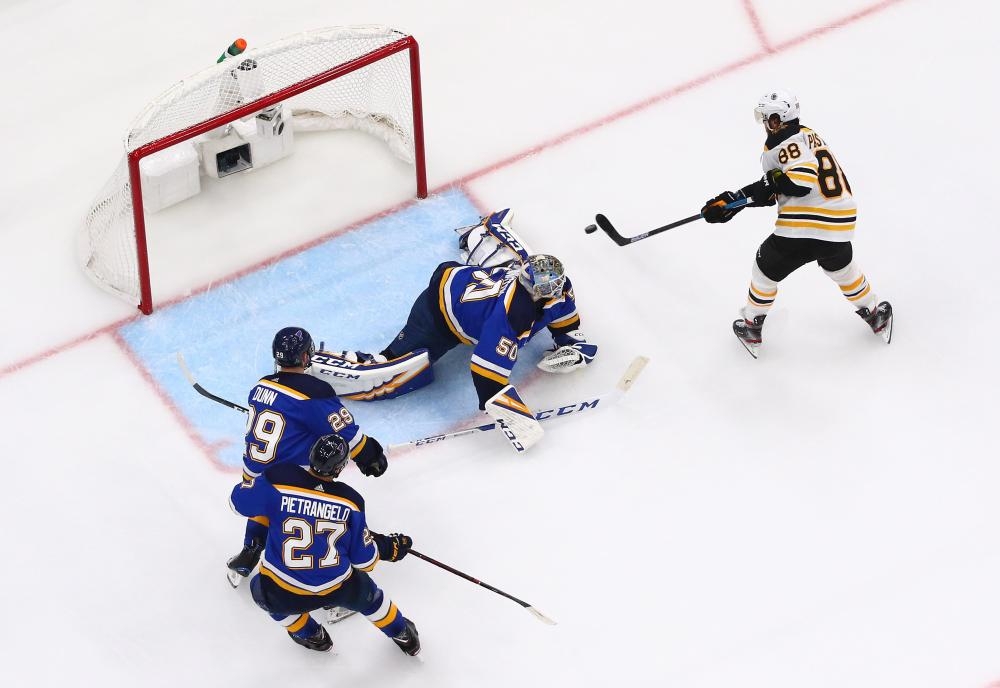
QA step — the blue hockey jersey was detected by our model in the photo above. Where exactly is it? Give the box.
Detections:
[434,262,581,404]
[242,372,379,480]
[230,462,379,595]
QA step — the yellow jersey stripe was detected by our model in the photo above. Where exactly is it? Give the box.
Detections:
[779,206,857,217]
[349,435,367,461]
[775,220,856,231]
[250,515,270,526]
[548,312,580,328]
[471,363,508,384]
[438,268,473,345]
[786,173,816,183]
[260,565,347,595]
[274,484,361,512]
[258,379,310,400]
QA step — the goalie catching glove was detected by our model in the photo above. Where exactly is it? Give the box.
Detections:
[537,330,598,374]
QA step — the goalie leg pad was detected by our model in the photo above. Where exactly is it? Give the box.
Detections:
[456,209,531,268]
[484,385,544,453]
[310,349,434,401]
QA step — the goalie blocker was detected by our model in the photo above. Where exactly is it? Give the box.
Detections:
[484,385,544,453]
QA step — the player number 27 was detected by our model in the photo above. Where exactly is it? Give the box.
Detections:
[283,518,347,569]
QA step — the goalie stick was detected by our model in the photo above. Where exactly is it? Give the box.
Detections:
[409,549,556,625]
[176,352,649,452]
[387,355,649,451]
[589,197,752,246]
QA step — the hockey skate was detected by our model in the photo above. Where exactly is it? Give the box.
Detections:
[733,315,766,359]
[288,625,333,652]
[323,605,358,625]
[226,541,263,588]
[391,619,421,656]
[856,301,893,344]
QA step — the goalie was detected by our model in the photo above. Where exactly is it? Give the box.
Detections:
[315,209,599,415]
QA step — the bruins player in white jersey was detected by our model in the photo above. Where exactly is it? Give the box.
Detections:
[702,90,892,358]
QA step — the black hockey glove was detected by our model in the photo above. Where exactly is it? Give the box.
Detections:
[739,170,781,207]
[701,191,744,223]
[371,532,412,562]
[354,451,388,477]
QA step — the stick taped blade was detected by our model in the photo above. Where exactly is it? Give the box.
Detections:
[527,606,557,625]
[616,355,649,393]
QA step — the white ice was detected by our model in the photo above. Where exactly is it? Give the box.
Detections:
[3,1,999,687]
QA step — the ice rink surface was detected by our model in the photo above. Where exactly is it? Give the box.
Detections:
[3,1,999,686]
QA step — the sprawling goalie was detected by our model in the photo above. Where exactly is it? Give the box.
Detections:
[309,209,598,450]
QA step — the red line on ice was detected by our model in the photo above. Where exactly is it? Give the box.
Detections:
[1,0,908,383]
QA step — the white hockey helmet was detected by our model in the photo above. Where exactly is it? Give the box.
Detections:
[518,254,566,300]
[754,90,800,129]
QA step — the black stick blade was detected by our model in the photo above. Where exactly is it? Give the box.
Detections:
[594,214,630,246]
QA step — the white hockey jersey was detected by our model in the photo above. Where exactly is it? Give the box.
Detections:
[760,125,857,242]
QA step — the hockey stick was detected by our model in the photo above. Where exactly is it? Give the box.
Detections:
[588,197,752,246]
[176,352,249,414]
[408,549,556,625]
[387,355,649,451]
[176,352,649,453]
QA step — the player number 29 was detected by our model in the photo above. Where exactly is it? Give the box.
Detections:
[246,409,286,463]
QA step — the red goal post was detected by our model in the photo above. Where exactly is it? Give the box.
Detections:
[80,26,426,315]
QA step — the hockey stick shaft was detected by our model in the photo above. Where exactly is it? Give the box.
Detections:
[176,352,249,414]
[594,197,751,246]
[387,355,648,451]
[409,549,556,625]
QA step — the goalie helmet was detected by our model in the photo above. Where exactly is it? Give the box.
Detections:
[308,434,350,478]
[754,90,800,131]
[518,254,566,300]
[272,326,316,368]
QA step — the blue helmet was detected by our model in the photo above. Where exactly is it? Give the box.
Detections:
[272,327,315,368]
[309,434,350,477]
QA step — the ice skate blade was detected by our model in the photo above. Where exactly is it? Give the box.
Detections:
[324,607,358,625]
[880,314,893,344]
[738,338,760,359]
[226,570,245,588]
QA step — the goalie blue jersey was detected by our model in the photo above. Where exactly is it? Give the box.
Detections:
[230,462,380,595]
[435,262,581,400]
[242,372,378,481]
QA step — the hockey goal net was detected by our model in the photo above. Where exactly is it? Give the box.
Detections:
[80,25,426,314]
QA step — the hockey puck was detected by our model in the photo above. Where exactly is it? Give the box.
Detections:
[584,224,598,234]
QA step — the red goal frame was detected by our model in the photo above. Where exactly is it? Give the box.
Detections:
[126,35,426,314]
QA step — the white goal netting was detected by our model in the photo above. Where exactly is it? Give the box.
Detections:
[80,25,420,311]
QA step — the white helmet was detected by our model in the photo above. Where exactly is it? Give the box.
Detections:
[518,254,566,300]
[754,90,800,128]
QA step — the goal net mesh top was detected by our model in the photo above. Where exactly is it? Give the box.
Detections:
[81,25,418,308]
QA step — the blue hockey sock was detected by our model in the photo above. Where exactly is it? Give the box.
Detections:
[244,519,267,547]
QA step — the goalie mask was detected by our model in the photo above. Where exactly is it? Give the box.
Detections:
[518,254,566,300]
[308,434,350,478]
[272,326,316,368]
[753,90,800,132]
